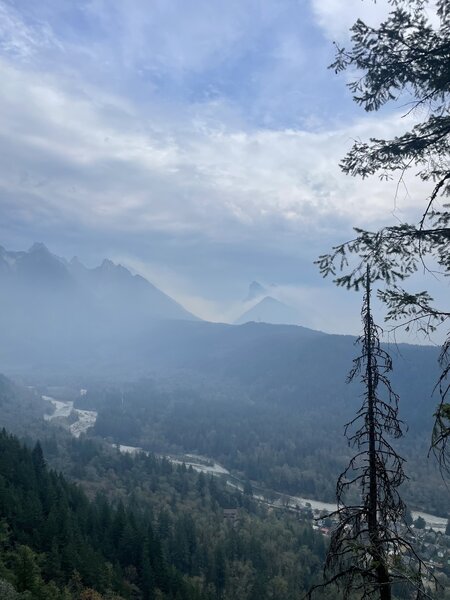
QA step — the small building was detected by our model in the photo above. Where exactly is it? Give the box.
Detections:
[223,509,238,523]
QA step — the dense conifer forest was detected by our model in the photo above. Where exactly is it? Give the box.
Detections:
[1,360,450,598]
[85,376,448,516]
[0,426,342,599]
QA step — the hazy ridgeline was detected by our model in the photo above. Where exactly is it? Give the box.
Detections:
[0,243,445,516]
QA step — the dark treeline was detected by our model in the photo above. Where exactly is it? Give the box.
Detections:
[0,428,343,600]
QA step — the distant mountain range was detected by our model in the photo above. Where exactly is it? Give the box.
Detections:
[0,244,441,419]
[0,242,196,320]
[0,243,198,371]
[0,244,445,510]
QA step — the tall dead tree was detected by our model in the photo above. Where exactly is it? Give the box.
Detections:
[308,267,432,600]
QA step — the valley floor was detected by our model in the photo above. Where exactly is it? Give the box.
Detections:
[42,394,448,532]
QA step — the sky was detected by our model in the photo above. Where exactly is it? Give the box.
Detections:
[0,0,441,335]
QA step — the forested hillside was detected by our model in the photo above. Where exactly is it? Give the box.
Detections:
[86,365,447,516]
[0,427,343,600]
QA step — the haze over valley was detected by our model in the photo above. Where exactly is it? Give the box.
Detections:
[0,242,446,518]
[0,1,449,599]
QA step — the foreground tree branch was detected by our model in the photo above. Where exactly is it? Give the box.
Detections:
[317,0,450,469]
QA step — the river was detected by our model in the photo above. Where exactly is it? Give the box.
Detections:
[42,395,447,531]
[43,395,97,438]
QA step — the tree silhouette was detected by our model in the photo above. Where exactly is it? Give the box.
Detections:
[308,268,431,600]
[317,0,450,468]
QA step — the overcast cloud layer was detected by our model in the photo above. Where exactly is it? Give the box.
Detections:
[0,0,436,335]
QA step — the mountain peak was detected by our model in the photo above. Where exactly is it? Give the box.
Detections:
[28,242,50,254]
[235,295,301,326]
[96,259,134,283]
[244,281,266,302]
[100,258,115,269]
[0,243,199,336]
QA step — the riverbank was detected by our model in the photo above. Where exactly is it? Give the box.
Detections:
[43,395,447,532]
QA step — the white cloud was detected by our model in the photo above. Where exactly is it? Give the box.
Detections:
[311,0,441,43]
[0,57,428,245]
[84,0,287,74]
[0,0,442,337]
[0,1,61,60]
[310,0,392,41]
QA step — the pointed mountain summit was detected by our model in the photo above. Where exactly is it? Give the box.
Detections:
[28,242,50,254]
[244,281,267,302]
[235,296,301,326]
[15,242,70,285]
[86,256,196,321]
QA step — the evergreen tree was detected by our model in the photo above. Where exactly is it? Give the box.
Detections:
[213,545,227,594]
[317,0,450,465]
[141,547,156,600]
[414,516,426,530]
[32,441,46,473]
[243,479,253,497]
[14,545,41,594]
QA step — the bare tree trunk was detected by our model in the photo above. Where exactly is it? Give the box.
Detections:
[307,265,431,599]
[365,269,391,600]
